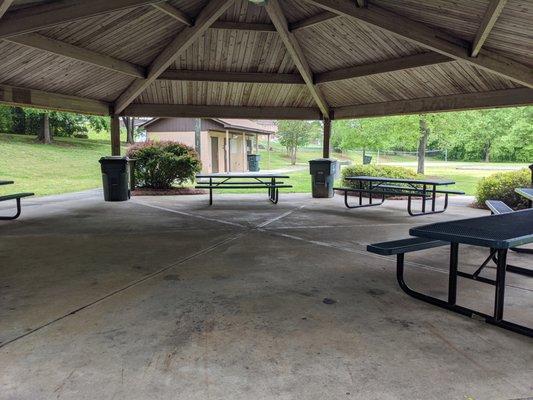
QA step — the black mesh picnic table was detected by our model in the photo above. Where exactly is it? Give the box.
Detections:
[410,209,533,249]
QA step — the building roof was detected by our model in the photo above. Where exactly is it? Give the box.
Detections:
[140,117,276,135]
[0,0,531,120]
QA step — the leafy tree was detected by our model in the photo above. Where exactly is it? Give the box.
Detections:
[277,120,320,165]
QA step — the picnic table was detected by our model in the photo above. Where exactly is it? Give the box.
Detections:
[407,209,533,337]
[335,176,464,216]
[516,187,533,208]
[195,173,292,205]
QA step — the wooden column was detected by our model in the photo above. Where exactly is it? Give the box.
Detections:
[267,134,271,169]
[255,134,259,154]
[225,129,230,172]
[323,118,331,158]
[242,132,247,172]
[111,115,121,156]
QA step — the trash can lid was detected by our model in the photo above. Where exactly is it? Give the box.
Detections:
[99,156,130,163]
[309,158,337,163]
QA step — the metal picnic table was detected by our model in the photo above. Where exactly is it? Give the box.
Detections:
[408,209,533,337]
[340,176,463,216]
[195,173,292,205]
[516,187,533,208]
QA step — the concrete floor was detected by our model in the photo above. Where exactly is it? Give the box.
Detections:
[0,191,531,400]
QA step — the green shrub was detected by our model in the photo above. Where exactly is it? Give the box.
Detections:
[73,133,89,139]
[341,164,420,189]
[475,169,530,209]
[126,141,201,189]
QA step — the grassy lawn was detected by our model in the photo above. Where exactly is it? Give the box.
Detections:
[0,133,124,197]
[1,132,528,197]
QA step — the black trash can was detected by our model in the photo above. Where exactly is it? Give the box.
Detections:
[99,156,131,201]
[309,158,338,198]
[247,154,261,172]
[363,155,372,165]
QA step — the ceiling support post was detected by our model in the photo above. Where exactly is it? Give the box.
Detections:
[111,115,121,156]
[323,118,331,158]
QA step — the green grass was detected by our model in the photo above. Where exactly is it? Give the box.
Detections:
[0,132,528,197]
[0,132,125,197]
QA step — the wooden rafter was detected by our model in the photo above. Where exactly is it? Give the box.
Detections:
[333,88,533,119]
[8,33,146,79]
[265,0,330,118]
[121,104,322,120]
[302,0,533,88]
[315,52,451,84]
[159,69,304,84]
[471,0,507,57]
[152,2,193,26]
[211,21,276,31]
[113,0,235,114]
[289,11,337,32]
[0,83,110,115]
[0,0,163,39]
[0,0,14,20]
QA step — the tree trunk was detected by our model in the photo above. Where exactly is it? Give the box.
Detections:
[417,118,430,174]
[484,143,491,162]
[290,147,297,165]
[121,116,135,144]
[43,114,51,144]
[37,113,51,143]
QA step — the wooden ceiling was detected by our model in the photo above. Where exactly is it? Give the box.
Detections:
[0,0,531,119]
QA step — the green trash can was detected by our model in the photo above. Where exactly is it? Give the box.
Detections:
[99,156,131,202]
[363,155,372,165]
[309,158,338,198]
[247,154,261,172]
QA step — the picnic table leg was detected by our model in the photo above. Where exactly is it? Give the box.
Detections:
[0,198,22,220]
[448,243,458,305]
[431,185,436,212]
[209,178,213,205]
[494,249,507,321]
[358,180,363,206]
[422,184,427,214]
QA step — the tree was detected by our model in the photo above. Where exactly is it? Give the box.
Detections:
[277,120,320,165]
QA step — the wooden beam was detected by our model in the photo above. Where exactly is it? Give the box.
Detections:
[316,52,451,84]
[210,21,276,31]
[323,118,331,158]
[159,69,304,84]
[471,0,507,57]
[333,88,533,119]
[302,0,533,88]
[0,83,111,115]
[121,104,322,120]
[113,0,235,114]
[265,0,330,118]
[289,11,337,32]
[110,115,121,156]
[356,0,367,7]
[0,0,162,39]
[0,0,14,20]
[8,33,146,78]
[152,2,193,26]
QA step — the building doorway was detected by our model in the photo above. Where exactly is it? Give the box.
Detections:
[211,136,219,173]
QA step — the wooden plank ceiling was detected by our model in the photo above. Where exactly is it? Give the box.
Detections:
[0,0,531,118]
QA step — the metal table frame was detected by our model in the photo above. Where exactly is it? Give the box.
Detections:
[344,176,457,216]
[195,174,290,205]
[404,210,533,337]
